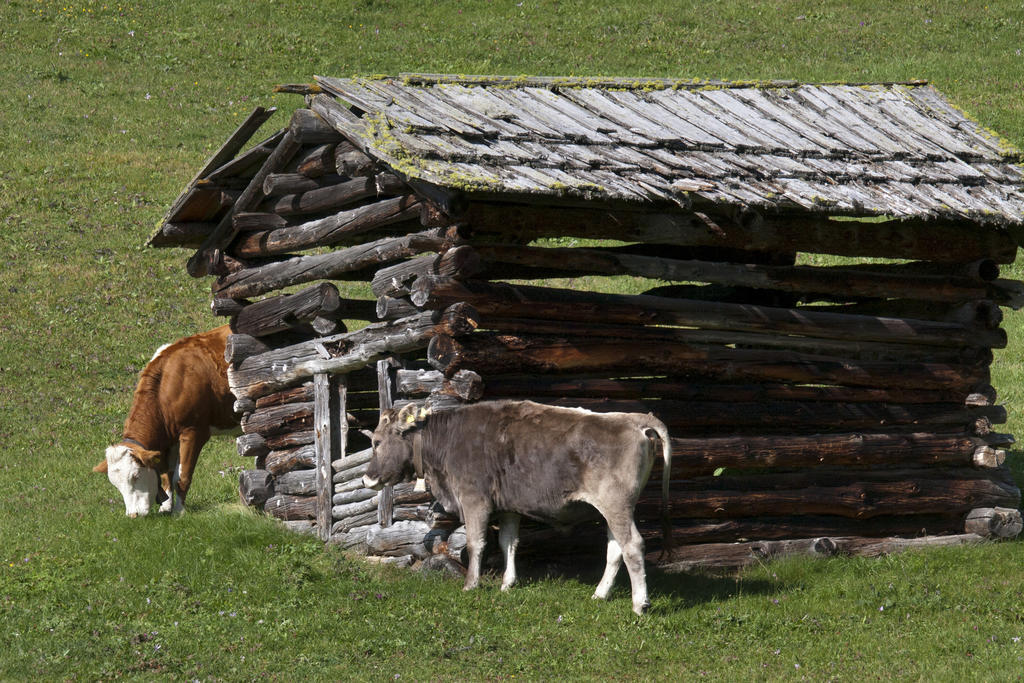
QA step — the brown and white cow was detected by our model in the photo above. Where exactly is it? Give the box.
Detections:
[94,325,238,517]
[363,400,672,615]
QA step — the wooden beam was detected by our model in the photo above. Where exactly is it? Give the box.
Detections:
[187,127,301,276]
[412,278,1005,349]
[214,228,451,299]
[427,333,989,392]
[230,304,480,400]
[461,202,1019,264]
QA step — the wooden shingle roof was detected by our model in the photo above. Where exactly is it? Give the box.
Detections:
[312,74,1024,226]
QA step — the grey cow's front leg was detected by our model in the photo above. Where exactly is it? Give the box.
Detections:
[461,503,491,591]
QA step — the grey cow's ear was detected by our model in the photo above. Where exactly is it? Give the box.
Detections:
[395,403,430,433]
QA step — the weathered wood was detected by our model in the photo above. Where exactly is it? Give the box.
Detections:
[212,297,248,318]
[333,495,380,519]
[266,430,315,450]
[230,304,480,400]
[372,246,483,299]
[472,244,1001,304]
[238,469,274,507]
[395,369,485,401]
[478,315,988,365]
[231,283,344,337]
[377,358,398,528]
[973,445,1006,467]
[154,107,278,246]
[265,444,316,476]
[332,447,374,475]
[153,221,215,248]
[527,396,1002,433]
[236,433,269,459]
[290,108,343,144]
[963,507,1023,538]
[478,376,981,406]
[264,493,318,521]
[365,521,432,559]
[263,172,346,196]
[215,229,451,299]
[652,533,988,570]
[276,468,316,496]
[333,487,376,506]
[332,460,369,484]
[412,279,1005,349]
[636,468,1019,520]
[295,144,337,178]
[336,147,376,177]
[664,432,995,473]
[376,296,420,321]
[460,202,1019,264]
[238,194,421,257]
[806,299,1003,330]
[327,523,374,551]
[635,514,965,547]
[427,333,988,392]
[232,212,289,232]
[240,402,313,437]
[314,372,345,540]
[188,127,301,277]
[256,173,405,217]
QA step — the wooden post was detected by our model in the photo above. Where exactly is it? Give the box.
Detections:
[377,358,399,528]
[314,373,347,541]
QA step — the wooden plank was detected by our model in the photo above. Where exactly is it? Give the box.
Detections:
[605,89,731,149]
[647,89,765,150]
[558,87,673,144]
[728,88,847,154]
[363,80,491,136]
[790,86,910,156]
[518,87,636,144]
[154,107,278,245]
[316,76,438,129]
[377,358,398,528]
[903,84,1010,159]
[702,88,830,154]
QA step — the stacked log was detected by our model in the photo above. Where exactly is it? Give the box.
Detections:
[158,101,1022,568]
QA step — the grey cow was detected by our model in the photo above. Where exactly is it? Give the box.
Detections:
[362,400,672,615]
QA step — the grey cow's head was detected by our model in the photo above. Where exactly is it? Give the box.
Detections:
[362,404,430,490]
[96,444,162,517]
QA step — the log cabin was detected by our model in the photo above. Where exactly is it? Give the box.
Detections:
[151,74,1024,569]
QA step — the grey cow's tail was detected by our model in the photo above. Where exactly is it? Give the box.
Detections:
[643,417,674,561]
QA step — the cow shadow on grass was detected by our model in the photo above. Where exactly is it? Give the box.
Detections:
[453,528,782,611]
[498,556,780,610]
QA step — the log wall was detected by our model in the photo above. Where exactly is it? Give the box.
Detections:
[155,102,1023,570]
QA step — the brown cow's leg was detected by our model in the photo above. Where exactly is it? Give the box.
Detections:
[461,502,491,591]
[497,512,521,591]
[174,428,210,513]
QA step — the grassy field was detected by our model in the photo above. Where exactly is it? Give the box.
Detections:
[3,0,1024,679]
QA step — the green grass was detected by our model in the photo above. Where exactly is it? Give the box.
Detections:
[3,0,1024,679]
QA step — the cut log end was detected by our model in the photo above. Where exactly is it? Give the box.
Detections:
[964,507,1023,539]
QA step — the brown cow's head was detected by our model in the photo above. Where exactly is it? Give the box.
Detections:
[95,444,161,517]
[362,404,429,490]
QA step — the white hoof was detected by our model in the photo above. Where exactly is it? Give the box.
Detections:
[632,601,651,616]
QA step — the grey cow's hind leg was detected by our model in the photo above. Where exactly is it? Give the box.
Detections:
[597,508,650,615]
[593,527,623,601]
[461,504,491,591]
[498,512,521,591]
